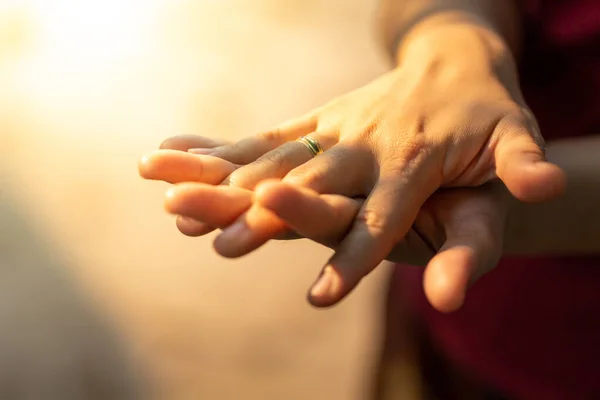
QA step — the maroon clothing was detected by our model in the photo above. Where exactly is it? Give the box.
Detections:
[393,1,600,398]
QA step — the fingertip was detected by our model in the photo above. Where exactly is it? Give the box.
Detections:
[307,296,336,308]
[307,266,347,308]
[160,135,225,151]
[176,216,215,237]
[213,234,248,259]
[137,154,152,179]
[504,161,566,203]
[160,135,201,150]
[159,136,180,150]
[137,150,168,179]
[213,205,287,258]
[164,185,180,214]
[212,217,246,258]
[164,183,195,215]
[423,247,473,313]
[137,149,188,181]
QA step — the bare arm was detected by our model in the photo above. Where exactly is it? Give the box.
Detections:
[377,0,522,60]
[506,136,600,255]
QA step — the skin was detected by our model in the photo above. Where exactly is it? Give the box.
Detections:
[139,134,600,312]
[140,147,508,312]
[138,1,595,311]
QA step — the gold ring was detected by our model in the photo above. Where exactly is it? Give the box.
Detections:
[297,136,323,157]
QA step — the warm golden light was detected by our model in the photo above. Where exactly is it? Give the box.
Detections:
[1,0,163,100]
[33,0,155,63]
[1,2,386,399]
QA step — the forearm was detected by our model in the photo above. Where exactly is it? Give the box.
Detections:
[377,0,522,63]
[505,136,600,255]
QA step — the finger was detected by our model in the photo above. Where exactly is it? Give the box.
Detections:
[308,165,438,307]
[138,150,237,184]
[227,132,335,189]
[214,179,365,258]
[423,211,504,313]
[495,118,566,203]
[274,230,304,241]
[165,183,252,227]
[283,143,374,196]
[254,180,362,247]
[160,135,230,151]
[168,183,299,255]
[190,113,319,164]
[256,180,434,266]
[175,216,216,237]
[213,204,288,258]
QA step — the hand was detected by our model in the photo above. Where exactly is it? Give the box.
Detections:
[143,29,564,306]
[255,180,509,312]
[139,149,509,312]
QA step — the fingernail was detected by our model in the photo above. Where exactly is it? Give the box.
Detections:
[188,148,213,155]
[178,215,198,224]
[310,266,336,299]
[218,219,250,242]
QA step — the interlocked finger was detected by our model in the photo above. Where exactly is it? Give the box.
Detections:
[160,135,231,151]
[227,132,335,189]
[308,160,439,307]
[190,113,319,164]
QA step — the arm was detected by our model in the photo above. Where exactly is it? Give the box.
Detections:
[506,136,600,255]
[377,0,522,60]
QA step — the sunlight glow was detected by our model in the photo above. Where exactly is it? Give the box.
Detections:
[1,0,165,108]
[31,0,158,72]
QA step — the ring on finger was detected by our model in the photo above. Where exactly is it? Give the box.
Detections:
[296,135,324,157]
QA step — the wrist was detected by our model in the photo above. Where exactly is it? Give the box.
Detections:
[395,19,520,93]
[398,17,514,70]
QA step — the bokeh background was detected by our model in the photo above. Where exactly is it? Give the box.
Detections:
[0,1,396,398]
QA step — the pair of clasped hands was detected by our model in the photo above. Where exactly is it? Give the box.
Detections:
[139,31,565,313]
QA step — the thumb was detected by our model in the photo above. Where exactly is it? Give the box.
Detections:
[422,214,504,313]
[495,121,566,203]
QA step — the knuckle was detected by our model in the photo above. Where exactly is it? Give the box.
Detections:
[228,144,294,188]
[497,109,546,148]
[226,168,248,188]
[255,145,290,170]
[257,128,284,143]
[381,139,431,178]
[353,120,379,141]
[401,136,429,161]
[284,160,331,190]
[355,207,390,235]
[284,168,315,187]
[375,119,429,155]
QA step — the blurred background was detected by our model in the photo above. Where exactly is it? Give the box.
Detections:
[0,1,395,398]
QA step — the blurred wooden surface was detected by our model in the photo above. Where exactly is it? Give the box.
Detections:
[0,1,392,398]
